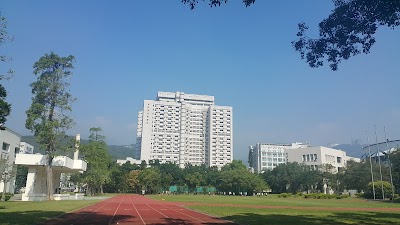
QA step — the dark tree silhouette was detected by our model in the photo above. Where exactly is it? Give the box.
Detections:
[182,0,400,71]
[293,0,400,71]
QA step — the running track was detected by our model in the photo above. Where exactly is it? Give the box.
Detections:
[43,194,235,225]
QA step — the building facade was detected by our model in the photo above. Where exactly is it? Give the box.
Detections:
[137,91,233,168]
[0,128,22,193]
[248,142,307,173]
[249,142,360,173]
[286,146,360,173]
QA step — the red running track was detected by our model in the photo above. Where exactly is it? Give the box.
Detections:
[43,194,235,225]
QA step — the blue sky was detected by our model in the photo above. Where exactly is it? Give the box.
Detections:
[1,0,400,162]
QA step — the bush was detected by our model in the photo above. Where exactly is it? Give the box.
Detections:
[278,193,292,198]
[4,193,14,201]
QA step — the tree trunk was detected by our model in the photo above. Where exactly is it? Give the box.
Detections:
[46,155,54,200]
[2,181,6,201]
[100,185,104,194]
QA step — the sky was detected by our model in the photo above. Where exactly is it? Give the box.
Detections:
[1,0,400,163]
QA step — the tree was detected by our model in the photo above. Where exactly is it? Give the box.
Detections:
[293,0,400,71]
[127,170,141,193]
[0,11,13,129]
[138,168,161,194]
[365,181,394,199]
[182,1,400,71]
[89,127,105,142]
[0,157,16,201]
[79,128,112,195]
[25,52,76,200]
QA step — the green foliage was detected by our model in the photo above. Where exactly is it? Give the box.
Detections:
[293,0,400,71]
[138,167,161,194]
[364,181,394,199]
[0,11,13,129]
[263,162,320,194]
[25,52,76,158]
[78,131,112,195]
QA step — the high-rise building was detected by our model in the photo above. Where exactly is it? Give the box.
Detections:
[136,91,233,168]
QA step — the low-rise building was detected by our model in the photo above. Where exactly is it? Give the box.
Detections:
[248,142,307,173]
[286,146,360,173]
[248,142,360,173]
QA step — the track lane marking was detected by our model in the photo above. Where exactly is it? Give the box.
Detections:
[161,204,207,223]
[129,195,146,225]
[108,196,124,225]
[146,204,169,218]
[69,196,119,224]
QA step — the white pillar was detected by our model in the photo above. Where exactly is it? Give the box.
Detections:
[74,134,80,160]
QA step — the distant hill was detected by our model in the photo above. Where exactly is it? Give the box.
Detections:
[21,136,136,160]
[330,144,366,158]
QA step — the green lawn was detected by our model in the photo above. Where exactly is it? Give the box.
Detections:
[0,200,101,225]
[149,194,400,225]
[150,194,400,208]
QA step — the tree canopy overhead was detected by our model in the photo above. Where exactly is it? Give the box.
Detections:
[181,0,400,71]
[293,0,400,71]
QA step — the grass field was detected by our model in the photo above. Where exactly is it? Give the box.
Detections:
[149,194,400,225]
[0,200,101,225]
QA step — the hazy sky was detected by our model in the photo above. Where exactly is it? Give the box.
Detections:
[2,1,399,162]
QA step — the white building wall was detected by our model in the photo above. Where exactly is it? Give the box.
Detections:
[19,142,34,154]
[138,91,233,168]
[0,128,21,193]
[207,105,233,167]
[286,146,360,173]
[249,142,307,173]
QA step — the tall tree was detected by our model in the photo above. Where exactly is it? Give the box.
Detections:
[79,127,112,195]
[25,52,76,200]
[0,11,13,129]
[89,127,105,142]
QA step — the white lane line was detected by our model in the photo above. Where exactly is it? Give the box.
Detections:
[129,195,146,225]
[146,204,169,218]
[161,205,207,223]
[70,196,119,224]
[108,196,124,225]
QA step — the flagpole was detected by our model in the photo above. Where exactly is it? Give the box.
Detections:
[384,126,395,202]
[367,131,376,200]
[375,125,385,200]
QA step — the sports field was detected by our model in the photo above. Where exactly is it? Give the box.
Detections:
[1,194,400,225]
[149,194,400,225]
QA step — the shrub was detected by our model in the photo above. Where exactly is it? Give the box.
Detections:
[3,193,13,201]
[278,193,292,198]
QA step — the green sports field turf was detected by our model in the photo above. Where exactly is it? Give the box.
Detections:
[149,194,400,225]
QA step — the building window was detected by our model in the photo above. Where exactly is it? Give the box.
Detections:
[2,142,10,152]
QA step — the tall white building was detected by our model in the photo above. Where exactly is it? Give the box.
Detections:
[137,91,233,168]
[248,142,307,173]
